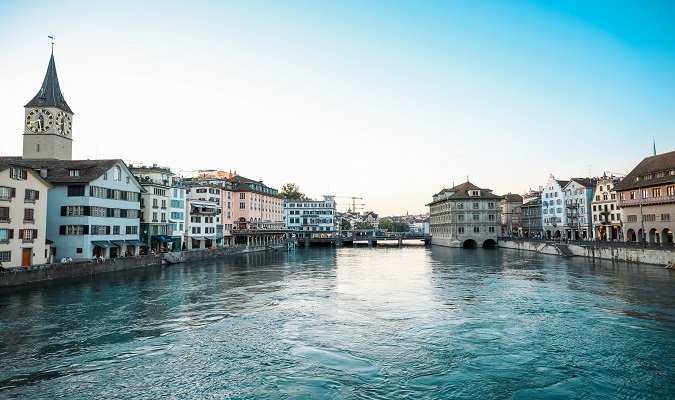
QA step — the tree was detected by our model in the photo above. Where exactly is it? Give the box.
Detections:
[341,218,351,231]
[281,183,305,200]
[356,221,374,230]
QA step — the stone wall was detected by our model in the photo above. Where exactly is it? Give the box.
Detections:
[0,244,278,288]
[498,239,675,266]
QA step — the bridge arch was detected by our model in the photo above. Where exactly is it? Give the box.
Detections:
[462,239,478,249]
[482,239,497,248]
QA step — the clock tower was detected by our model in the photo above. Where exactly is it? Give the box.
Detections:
[23,49,74,160]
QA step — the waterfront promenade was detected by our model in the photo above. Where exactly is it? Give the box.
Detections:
[498,237,675,266]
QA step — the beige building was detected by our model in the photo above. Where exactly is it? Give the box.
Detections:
[500,193,523,236]
[592,175,623,241]
[614,150,675,245]
[0,162,52,268]
[427,181,502,248]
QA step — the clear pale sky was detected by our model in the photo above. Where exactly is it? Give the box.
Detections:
[1,0,673,215]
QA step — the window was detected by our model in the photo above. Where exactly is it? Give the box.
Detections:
[0,186,15,200]
[113,226,120,235]
[473,226,480,233]
[10,168,27,180]
[472,214,479,221]
[152,199,158,208]
[103,172,108,180]
[473,202,479,209]
[20,229,36,241]
[240,202,245,209]
[627,215,637,222]
[68,185,85,196]
[0,251,10,262]
[653,188,662,198]
[125,226,138,235]
[113,165,121,181]
[0,207,9,221]
[668,186,675,196]
[25,189,39,202]
[239,193,246,200]
[68,169,80,177]
[489,227,495,233]
[458,227,464,234]
[641,190,647,199]
[662,214,671,221]
[0,228,11,242]
[24,208,34,222]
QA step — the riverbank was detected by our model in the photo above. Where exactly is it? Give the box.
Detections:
[498,238,675,266]
[0,244,284,288]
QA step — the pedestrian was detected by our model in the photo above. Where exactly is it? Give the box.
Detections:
[0,261,5,273]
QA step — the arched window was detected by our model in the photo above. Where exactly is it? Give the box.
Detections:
[113,165,121,181]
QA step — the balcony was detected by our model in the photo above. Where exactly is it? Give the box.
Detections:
[620,195,675,207]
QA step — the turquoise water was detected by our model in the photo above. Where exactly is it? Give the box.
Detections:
[0,246,674,399]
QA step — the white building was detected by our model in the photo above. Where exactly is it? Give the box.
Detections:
[284,195,337,239]
[592,175,623,241]
[185,184,221,249]
[541,175,568,239]
[0,162,52,268]
[562,178,597,240]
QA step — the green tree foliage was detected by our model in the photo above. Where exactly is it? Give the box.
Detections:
[281,183,305,200]
[379,218,410,232]
[341,218,352,230]
[356,221,374,230]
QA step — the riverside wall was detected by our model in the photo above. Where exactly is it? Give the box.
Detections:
[498,239,675,266]
[0,245,280,288]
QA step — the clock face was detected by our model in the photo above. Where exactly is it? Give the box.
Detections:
[26,108,54,133]
[55,112,72,136]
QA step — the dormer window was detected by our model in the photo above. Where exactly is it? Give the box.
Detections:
[68,169,80,177]
[10,168,27,181]
[113,165,121,181]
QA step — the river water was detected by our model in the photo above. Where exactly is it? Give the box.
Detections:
[0,246,674,399]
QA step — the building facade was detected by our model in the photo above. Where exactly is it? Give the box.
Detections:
[500,193,523,236]
[0,162,52,268]
[562,178,596,240]
[592,175,623,241]
[284,195,337,239]
[427,181,502,248]
[185,184,221,249]
[614,151,675,244]
[521,196,542,238]
[541,175,568,239]
[230,175,284,230]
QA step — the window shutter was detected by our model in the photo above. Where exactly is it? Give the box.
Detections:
[83,225,89,234]
[84,206,91,216]
[11,188,15,198]
[35,191,40,200]
[59,226,66,235]
[33,229,38,239]
[18,229,24,238]
[106,226,111,235]
[61,206,67,216]
[8,229,13,239]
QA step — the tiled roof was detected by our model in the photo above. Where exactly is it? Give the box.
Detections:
[568,178,598,188]
[502,193,523,202]
[24,51,73,114]
[229,174,282,197]
[0,157,121,184]
[428,181,503,205]
[614,150,675,191]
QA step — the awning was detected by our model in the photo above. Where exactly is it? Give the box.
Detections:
[126,239,146,246]
[92,240,115,248]
[190,236,206,241]
[152,235,173,243]
[111,240,127,246]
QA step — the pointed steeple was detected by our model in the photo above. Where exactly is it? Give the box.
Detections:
[24,49,73,114]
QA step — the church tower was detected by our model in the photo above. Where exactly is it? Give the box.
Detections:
[23,48,74,160]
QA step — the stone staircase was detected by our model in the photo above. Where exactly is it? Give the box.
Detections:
[553,243,575,257]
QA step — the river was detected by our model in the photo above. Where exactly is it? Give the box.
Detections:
[1,246,674,399]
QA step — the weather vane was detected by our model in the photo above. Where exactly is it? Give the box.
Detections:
[48,35,54,51]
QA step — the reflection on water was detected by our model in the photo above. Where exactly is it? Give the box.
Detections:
[1,246,674,399]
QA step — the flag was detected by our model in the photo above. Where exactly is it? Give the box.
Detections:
[48,35,54,39]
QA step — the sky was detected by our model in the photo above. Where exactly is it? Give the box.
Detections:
[0,0,673,216]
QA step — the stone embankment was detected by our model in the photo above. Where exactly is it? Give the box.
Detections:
[498,238,675,266]
[0,245,282,288]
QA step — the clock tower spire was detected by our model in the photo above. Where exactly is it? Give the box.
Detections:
[23,46,74,160]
